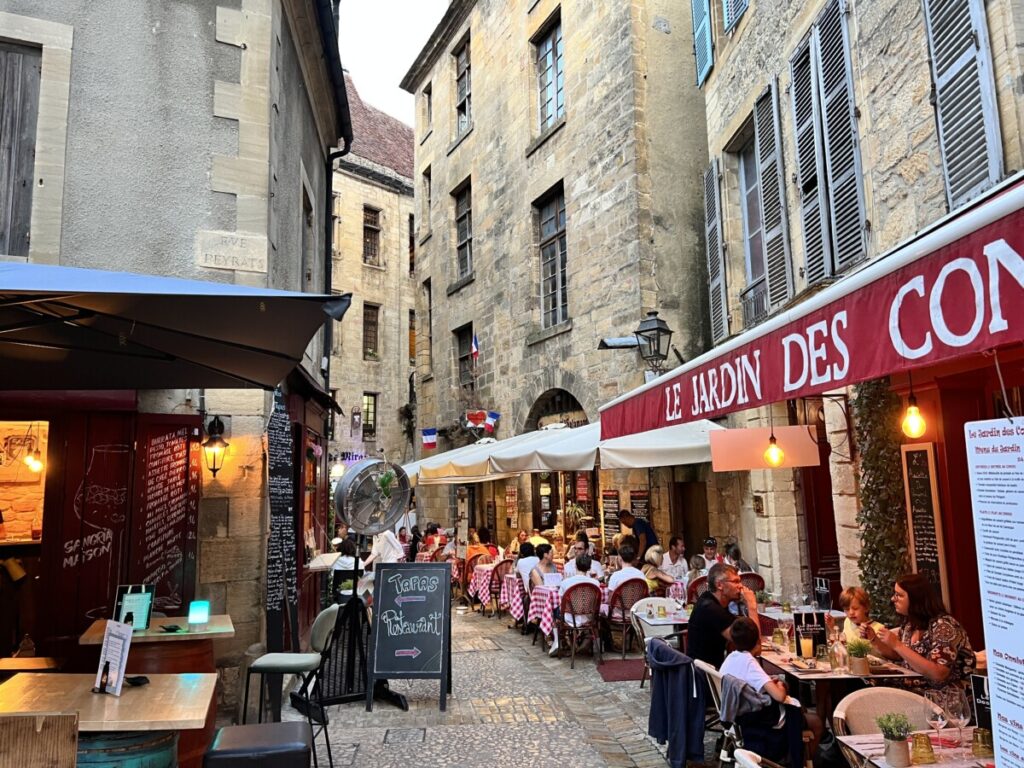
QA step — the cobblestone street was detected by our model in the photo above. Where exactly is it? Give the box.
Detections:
[284,607,716,767]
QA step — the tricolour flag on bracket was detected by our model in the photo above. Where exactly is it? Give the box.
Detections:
[471,332,479,361]
[484,411,500,433]
[421,427,437,448]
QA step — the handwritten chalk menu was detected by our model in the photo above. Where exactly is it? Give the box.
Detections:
[965,419,1024,768]
[128,417,201,613]
[266,389,297,611]
[629,489,650,521]
[900,444,949,605]
[367,562,452,711]
[602,490,620,547]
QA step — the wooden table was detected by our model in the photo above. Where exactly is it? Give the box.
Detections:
[838,728,980,767]
[80,615,234,768]
[307,552,341,573]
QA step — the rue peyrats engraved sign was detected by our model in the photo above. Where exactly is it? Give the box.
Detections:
[196,230,268,274]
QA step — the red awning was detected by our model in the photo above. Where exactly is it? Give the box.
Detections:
[600,172,1024,440]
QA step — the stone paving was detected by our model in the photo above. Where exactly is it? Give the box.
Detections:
[281,607,718,767]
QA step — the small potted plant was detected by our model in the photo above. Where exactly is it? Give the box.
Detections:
[847,638,873,676]
[755,590,770,612]
[876,712,912,767]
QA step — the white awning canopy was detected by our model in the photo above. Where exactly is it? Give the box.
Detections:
[489,423,600,473]
[415,429,561,484]
[598,420,725,469]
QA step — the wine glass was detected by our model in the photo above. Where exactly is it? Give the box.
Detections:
[923,691,949,757]
[944,688,972,759]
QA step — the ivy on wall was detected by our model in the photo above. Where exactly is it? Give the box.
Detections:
[852,377,910,625]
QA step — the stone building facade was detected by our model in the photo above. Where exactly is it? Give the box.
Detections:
[401,0,712,534]
[693,0,1024,596]
[330,77,417,467]
[0,0,349,713]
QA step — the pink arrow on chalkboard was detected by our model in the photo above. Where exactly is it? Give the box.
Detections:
[395,647,421,658]
[395,595,425,605]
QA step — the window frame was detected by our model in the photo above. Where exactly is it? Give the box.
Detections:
[362,392,378,441]
[534,16,565,132]
[537,186,569,329]
[408,309,417,365]
[454,323,474,391]
[454,39,472,137]
[422,82,433,129]
[362,205,381,266]
[362,302,380,360]
[737,140,765,289]
[454,183,473,278]
[423,279,434,373]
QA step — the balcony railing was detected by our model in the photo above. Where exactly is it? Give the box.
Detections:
[740,278,770,328]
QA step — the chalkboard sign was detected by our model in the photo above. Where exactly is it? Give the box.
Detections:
[629,489,650,520]
[267,390,298,611]
[128,418,201,614]
[971,673,991,730]
[602,490,620,548]
[901,443,949,606]
[367,561,451,711]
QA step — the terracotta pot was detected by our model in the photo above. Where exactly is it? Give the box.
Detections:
[849,656,870,676]
[885,737,911,768]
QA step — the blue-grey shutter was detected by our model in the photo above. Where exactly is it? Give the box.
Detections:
[754,79,793,309]
[813,0,866,272]
[0,42,41,258]
[704,160,728,343]
[723,0,749,33]
[921,0,1002,208]
[693,0,714,86]
[790,41,831,286]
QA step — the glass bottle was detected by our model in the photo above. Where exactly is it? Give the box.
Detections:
[829,631,848,673]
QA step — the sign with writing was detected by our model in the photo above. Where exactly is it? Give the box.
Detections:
[575,474,589,502]
[128,418,201,614]
[196,230,268,273]
[600,200,1024,438]
[971,673,992,730]
[900,444,949,605]
[602,490,620,547]
[629,489,650,521]
[266,389,297,611]
[965,418,1024,767]
[367,562,451,711]
[94,620,132,696]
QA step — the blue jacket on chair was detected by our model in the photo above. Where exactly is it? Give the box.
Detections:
[647,637,706,768]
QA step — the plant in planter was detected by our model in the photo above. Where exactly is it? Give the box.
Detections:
[847,638,873,675]
[377,468,397,499]
[876,712,912,768]
[755,590,770,610]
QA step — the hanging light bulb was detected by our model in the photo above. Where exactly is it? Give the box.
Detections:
[26,450,43,473]
[763,434,785,467]
[902,394,926,438]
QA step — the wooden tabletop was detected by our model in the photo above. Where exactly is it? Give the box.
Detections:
[0,657,60,672]
[79,615,235,645]
[307,552,341,572]
[0,673,216,731]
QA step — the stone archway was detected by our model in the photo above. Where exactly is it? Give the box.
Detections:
[523,388,589,431]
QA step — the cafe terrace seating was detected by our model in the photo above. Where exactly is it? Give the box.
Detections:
[603,579,649,659]
[554,583,603,669]
[485,559,514,618]
[693,658,739,763]
[832,688,931,768]
[630,597,687,688]
[686,575,710,604]
[739,573,765,593]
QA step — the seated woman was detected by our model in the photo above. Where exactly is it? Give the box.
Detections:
[423,523,447,552]
[724,543,754,573]
[641,546,675,593]
[529,543,560,588]
[466,527,498,561]
[720,617,823,763]
[505,529,528,558]
[684,555,707,592]
[863,573,976,691]
[824,586,884,644]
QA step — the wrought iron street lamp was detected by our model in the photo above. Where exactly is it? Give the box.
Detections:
[634,310,674,374]
[203,416,229,477]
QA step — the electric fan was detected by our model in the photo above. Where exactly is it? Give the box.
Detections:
[333,458,411,535]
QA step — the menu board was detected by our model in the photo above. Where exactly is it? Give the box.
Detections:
[900,444,949,605]
[965,419,1024,768]
[629,489,650,520]
[602,490,620,547]
[266,389,297,611]
[367,562,451,711]
[128,417,201,613]
[575,474,589,502]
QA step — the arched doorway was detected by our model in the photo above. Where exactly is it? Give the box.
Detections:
[524,388,588,431]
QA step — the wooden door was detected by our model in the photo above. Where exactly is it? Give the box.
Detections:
[670,481,709,560]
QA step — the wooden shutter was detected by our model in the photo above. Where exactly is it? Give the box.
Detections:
[704,160,728,343]
[724,0,750,33]
[0,42,41,257]
[692,0,714,86]
[753,79,793,308]
[813,0,866,271]
[791,41,832,285]
[922,0,1002,208]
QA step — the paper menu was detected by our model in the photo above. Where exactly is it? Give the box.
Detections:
[94,619,133,696]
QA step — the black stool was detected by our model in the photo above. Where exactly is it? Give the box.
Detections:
[204,722,312,768]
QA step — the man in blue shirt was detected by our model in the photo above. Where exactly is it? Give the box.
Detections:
[617,510,658,560]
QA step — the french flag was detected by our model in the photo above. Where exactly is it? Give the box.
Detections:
[421,428,437,448]
[484,411,500,433]
[471,332,479,361]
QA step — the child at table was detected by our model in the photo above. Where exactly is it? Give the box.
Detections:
[824,586,884,644]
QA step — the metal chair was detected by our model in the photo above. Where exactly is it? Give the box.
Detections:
[833,688,930,768]
[244,604,339,768]
[686,575,710,604]
[486,558,514,617]
[694,658,742,764]
[0,713,78,768]
[603,578,649,658]
[555,582,603,669]
[630,597,686,687]
[739,572,765,593]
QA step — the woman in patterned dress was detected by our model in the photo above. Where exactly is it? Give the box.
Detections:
[862,573,976,692]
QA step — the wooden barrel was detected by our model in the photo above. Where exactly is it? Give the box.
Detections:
[77,731,178,768]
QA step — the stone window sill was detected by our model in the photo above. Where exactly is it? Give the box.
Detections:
[447,124,474,156]
[446,271,475,295]
[526,318,573,346]
[421,372,434,383]
[525,115,566,158]
[420,127,433,146]
[362,261,386,272]
[419,230,433,246]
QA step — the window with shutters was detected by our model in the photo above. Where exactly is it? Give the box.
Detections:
[409,309,417,365]
[454,40,472,137]
[454,323,474,392]
[789,0,866,287]
[704,159,728,343]
[408,214,415,274]
[738,142,768,327]
[362,303,379,360]
[454,183,473,278]
[0,41,40,258]
[534,16,565,131]
[723,0,749,33]
[362,393,378,441]
[423,279,433,372]
[537,185,568,329]
[362,206,381,265]
[691,0,714,86]
[921,0,1002,209]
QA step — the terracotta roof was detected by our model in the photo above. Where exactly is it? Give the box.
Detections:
[344,74,414,180]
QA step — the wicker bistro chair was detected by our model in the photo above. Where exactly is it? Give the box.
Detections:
[486,559,514,618]
[686,575,710,604]
[555,582,604,669]
[833,688,931,768]
[739,572,765,593]
[630,597,687,688]
[463,553,487,608]
[603,578,649,659]
[244,603,339,768]
[694,658,742,764]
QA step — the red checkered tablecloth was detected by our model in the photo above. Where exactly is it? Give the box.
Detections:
[468,564,496,603]
[503,573,525,620]
[526,584,609,636]
[415,551,433,563]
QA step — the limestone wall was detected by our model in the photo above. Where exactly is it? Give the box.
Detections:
[0,422,48,540]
